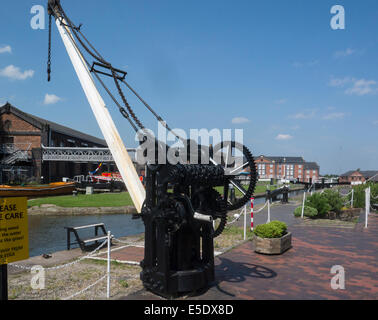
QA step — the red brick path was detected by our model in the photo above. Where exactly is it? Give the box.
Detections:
[199,215,378,300]
[121,215,378,300]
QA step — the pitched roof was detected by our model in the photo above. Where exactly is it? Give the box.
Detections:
[367,173,378,182]
[340,170,378,179]
[0,103,107,147]
[258,156,305,163]
[303,162,320,170]
[361,171,378,179]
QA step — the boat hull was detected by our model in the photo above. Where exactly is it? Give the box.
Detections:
[0,182,76,198]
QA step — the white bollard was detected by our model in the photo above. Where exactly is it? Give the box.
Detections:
[267,199,271,223]
[365,187,370,229]
[301,192,306,219]
[107,231,111,298]
[351,189,354,208]
[250,197,254,232]
[243,204,247,240]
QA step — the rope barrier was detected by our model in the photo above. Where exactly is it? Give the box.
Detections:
[339,190,353,197]
[227,209,244,225]
[111,237,142,246]
[11,238,108,271]
[62,274,107,300]
[254,200,269,214]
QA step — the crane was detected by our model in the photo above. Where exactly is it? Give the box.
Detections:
[46,0,257,297]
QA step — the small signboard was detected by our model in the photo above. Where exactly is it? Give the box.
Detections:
[0,197,29,264]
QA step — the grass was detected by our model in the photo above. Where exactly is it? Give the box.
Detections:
[215,182,303,197]
[27,192,134,208]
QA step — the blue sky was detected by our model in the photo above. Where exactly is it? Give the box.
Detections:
[0,0,377,174]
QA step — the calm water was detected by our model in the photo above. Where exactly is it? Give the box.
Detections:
[28,214,145,257]
[27,189,304,257]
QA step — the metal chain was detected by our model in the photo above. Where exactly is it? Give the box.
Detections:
[52,2,177,136]
[47,14,52,82]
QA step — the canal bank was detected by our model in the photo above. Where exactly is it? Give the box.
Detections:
[28,204,137,216]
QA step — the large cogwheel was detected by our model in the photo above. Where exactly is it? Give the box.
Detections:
[211,141,257,211]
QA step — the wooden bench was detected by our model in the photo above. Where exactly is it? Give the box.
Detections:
[64,223,110,251]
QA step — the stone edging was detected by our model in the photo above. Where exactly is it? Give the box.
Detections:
[28,204,137,216]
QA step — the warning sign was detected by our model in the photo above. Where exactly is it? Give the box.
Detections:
[0,197,29,264]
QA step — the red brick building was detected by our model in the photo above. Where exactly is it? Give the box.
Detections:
[339,170,378,185]
[0,103,112,183]
[256,155,320,182]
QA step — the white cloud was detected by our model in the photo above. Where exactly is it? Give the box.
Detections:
[44,94,62,105]
[275,134,293,141]
[334,48,355,58]
[329,77,378,96]
[323,112,345,120]
[231,117,250,124]
[345,79,378,96]
[0,45,12,54]
[328,77,353,87]
[289,110,316,120]
[0,65,34,80]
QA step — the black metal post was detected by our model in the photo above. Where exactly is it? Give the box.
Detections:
[0,264,8,301]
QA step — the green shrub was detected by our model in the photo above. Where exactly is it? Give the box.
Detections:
[254,221,287,239]
[350,183,378,208]
[305,193,331,217]
[321,189,344,213]
[294,205,318,218]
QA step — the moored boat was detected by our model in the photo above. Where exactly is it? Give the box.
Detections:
[0,182,76,198]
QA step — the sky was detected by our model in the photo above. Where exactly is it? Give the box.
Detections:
[0,0,377,175]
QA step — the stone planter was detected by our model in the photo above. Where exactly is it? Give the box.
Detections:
[254,232,292,255]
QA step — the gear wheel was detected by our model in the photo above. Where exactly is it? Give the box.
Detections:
[212,141,257,211]
[191,188,228,238]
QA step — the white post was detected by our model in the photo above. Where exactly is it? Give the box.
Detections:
[243,204,247,240]
[301,191,306,219]
[267,199,271,223]
[107,231,111,299]
[351,189,354,208]
[365,187,370,229]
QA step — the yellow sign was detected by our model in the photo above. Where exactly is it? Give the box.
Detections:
[0,197,29,264]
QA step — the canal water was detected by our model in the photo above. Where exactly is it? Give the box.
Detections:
[28,214,144,257]
[27,188,305,258]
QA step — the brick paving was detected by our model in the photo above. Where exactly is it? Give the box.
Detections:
[121,213,378,300]
[97,245,144,264]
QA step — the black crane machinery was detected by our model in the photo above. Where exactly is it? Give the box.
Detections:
[46,0,257,297]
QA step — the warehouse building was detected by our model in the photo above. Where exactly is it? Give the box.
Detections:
[0,103,120,184]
